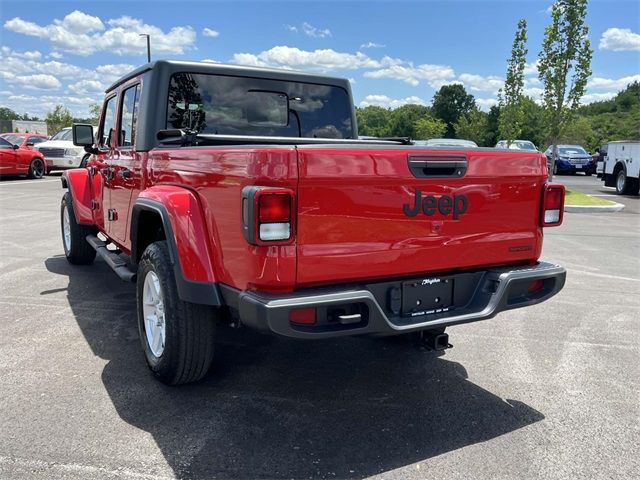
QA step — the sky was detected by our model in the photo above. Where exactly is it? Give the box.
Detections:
[0,0,639,119]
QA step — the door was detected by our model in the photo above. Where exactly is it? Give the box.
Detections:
[0,137,18,174]
[108,83,142,244]
[91,94,118,234]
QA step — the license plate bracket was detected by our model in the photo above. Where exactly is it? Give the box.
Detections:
[402,278,453,315]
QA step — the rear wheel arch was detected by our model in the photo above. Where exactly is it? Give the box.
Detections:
[130,199,223,306]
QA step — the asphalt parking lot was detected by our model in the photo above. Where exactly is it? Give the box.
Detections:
[0,174,638,480]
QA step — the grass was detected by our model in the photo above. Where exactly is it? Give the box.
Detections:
[564,189,617,206]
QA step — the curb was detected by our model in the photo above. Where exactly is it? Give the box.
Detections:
[565,202,625,213]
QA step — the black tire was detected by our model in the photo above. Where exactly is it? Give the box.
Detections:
[137,241,217,385]
[61,192,97,265]
[28,157,45,179]
[79,154,90,168]
[584,171,592,176]
[615,169,638,195]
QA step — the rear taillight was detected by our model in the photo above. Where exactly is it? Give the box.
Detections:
[542,183,565,227]
[242,186,295,245]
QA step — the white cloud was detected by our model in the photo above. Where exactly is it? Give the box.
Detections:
[232,46,380,71]
[458,73,504,92]
[48,51,63,59]
[588,74,640,90]
[523,86,544,99]
[475,98,499,111]
[2,73,61,90]
[364,63,456,88]
[3,93,101,118]
[285,22,331,38]
[359,94,426,109]
[201,58,220,63]
[582,92,618,103]
[523,60,540,75]
[22,50,41,60]
[599,28,640,51]
[202,27,220,38]
[68,79,105,95]
[360,42,385,49]
[4,11,196,56]
[95,63,136,81]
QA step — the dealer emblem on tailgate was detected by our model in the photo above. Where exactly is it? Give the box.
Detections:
[403,189,469,219]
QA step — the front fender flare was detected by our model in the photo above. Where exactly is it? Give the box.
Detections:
[131,187,222,306]
[61,169,94,225]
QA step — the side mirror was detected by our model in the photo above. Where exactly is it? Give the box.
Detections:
[12,144,19,150]
[72,124,94,147]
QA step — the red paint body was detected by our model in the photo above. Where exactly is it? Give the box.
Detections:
[0,133,47,176]
[67,141,552,293]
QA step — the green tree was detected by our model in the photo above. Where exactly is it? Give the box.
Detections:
[520,96,546,148]
[414,116,447,139]
[538,0,593,177]
[499,19,528,144]
[559,116,596,150]
[388,104,431,137]
[431,84,476,138]
[485,105,502,147]
[454,109,489,145]
[46,105,74,136]
[355,106,392,137]
[0,107,20,121]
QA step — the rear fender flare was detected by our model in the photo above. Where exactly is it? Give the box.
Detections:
[61,169,94,225]
[131,187,222,306]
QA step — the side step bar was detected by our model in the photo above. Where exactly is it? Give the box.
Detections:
[86,235,136,282]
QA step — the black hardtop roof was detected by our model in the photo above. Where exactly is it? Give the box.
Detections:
[106,59,351,92]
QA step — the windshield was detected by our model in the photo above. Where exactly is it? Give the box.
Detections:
[510,141,536,150]
[558,146,588,156]
[51,129,73,141]
[166,73,354,139]
[1,135,23,145]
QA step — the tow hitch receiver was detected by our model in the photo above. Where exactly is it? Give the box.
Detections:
[419,330,452,351]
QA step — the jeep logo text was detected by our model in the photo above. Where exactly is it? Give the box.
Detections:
[403,189,469,219]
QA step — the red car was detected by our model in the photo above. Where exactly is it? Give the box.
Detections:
[0,133,48,178]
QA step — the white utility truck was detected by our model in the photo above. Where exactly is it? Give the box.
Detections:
[603,141,640,195]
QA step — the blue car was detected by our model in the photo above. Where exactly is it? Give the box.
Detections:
[544,144,596,176]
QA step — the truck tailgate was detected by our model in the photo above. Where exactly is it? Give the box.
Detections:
[296,146,547,286]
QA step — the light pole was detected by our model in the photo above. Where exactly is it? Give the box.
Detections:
[139,34,151,63]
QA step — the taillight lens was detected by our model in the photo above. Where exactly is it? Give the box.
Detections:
[259,194,291,222]
[241,186,295,245]
[542,183,565,227]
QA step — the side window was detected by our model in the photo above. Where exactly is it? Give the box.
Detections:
[0,138,13,149]
[119,84,140,148]
[100,95,118,148]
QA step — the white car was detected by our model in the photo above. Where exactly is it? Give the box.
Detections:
[35,127,95,171]
[495,140,538,151]
[414,138,478,148]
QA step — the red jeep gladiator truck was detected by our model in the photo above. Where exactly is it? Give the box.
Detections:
[62,60,566,385]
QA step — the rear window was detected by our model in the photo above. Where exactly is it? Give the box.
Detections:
[166,73,354,139]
